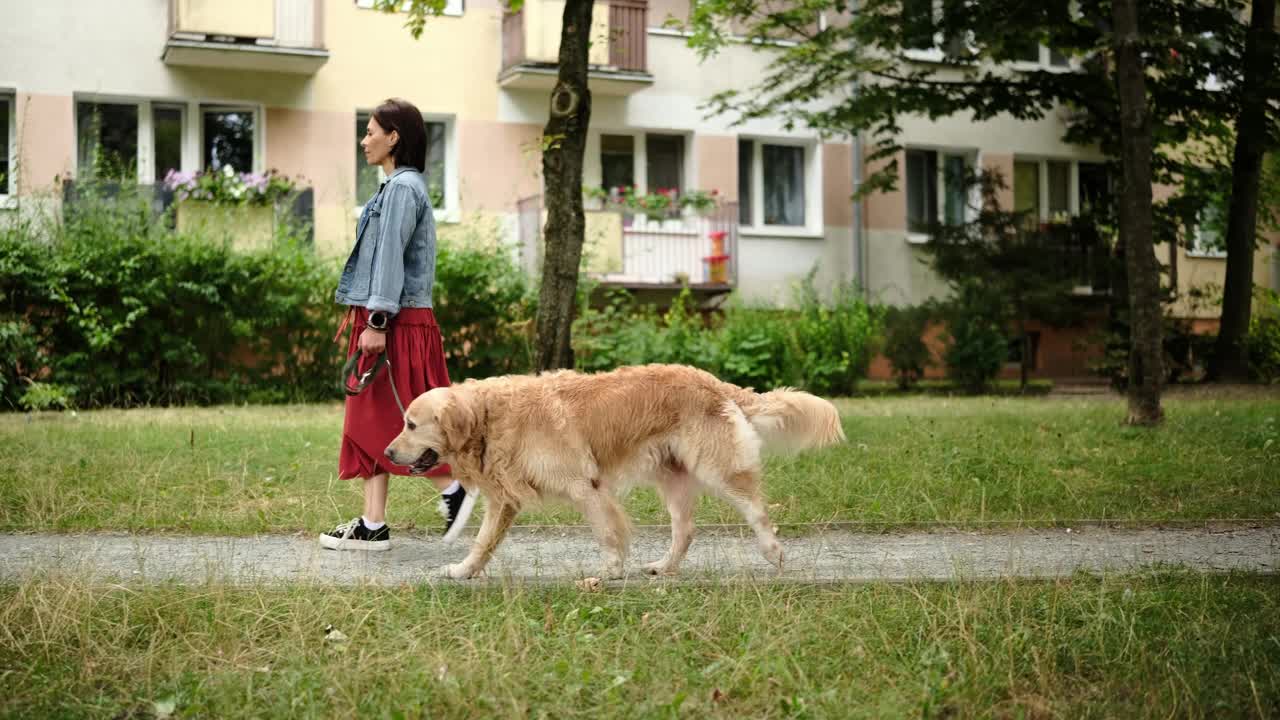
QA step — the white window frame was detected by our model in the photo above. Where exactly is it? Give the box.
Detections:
[901,0,976,64]
[737,136,822,238]
[73,94,261,183]
[354,110,459,223]
[1188,209,1228,259]
[904,146,978,244]
[199,103,263,175]
[355,0,463,19]
[1,92,15,206]
[1013,156,1082,223]
[1010,44,1074,72]
[584,129,693,198]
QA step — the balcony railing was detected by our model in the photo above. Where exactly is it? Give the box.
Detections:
[500,0,654,95]
[517,196,739,292]
[1034,221,1114,295]
[163,0,329,75]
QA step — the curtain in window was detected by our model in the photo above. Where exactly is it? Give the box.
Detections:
[763,144,805,226]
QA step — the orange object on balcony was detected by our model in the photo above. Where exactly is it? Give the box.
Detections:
[708,230,727,257]
[703,254,731,284]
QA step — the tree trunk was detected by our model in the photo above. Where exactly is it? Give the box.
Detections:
[1111,0,1164,425]
[1208,0,1277,382]
[533,0,594,372]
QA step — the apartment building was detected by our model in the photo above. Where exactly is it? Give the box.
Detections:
[2,0,1274,379]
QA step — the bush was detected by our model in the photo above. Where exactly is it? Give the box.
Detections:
[572,273,882,395]
[941,285,1008,394]
[0,183,536,409]
[882,304,934,390]
[433,238,535,381]
[1246,287,1280,383]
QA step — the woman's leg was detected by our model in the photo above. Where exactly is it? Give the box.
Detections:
[362,472,390,524]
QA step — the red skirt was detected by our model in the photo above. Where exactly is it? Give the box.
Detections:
[337,307,454,480]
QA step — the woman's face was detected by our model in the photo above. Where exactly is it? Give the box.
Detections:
[361,116,399,167]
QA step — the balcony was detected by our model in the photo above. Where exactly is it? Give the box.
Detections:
[500,0,654,96]
[517,195,739,299]
[1034,220,1114,296]
[163,0,329,75]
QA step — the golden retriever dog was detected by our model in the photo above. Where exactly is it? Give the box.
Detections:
[385,364,845,580]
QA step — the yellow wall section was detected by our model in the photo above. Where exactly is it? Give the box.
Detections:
[523,0,611,66]
[312,0,503,119]
[176,0,274,38]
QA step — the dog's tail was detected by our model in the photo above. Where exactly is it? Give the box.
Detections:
[737,387,845,453]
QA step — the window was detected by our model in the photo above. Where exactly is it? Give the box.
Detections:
[1015,157,1078,228]
[1190,203,1227,258]
[355,111,382,205]
[424,120,446,208]
[77,101,139,180]
[1077,162,1110,218]
[901,0,972,61]
[355,110,449,209]
[355,0,463,19]
[0,95,12,197]
[601,134,635,192]
[202,107,255,173]
[153,104,184,182]
[906,148,972,237]
[762,144,805,226]
[1007,331,1041,368]
[738,138,816,230]
[646,134,684,195]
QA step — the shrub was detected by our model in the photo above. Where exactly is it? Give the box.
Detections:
[882,304,934,390]
[572,273,882,395]
[1246,287,1280,383]
[0,183,535,408]
[941,285,1008,393]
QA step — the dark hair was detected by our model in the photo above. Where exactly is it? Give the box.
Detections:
[372,98,427,173]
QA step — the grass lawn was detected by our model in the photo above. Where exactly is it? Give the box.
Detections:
[1,393,1278,534]
[1,572,1276,718]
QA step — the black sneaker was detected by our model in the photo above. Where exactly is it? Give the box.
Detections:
[438,486,475,541]
[319,517,391,551]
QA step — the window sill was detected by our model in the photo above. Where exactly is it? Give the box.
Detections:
[1186,250,1228,260]
[906,232,931,245]
[739,226,824,240]
[0,196,17,211]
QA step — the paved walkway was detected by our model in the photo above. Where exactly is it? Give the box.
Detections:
[1,525,1275,585]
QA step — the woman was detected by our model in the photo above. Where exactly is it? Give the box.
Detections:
[320,98,472,551]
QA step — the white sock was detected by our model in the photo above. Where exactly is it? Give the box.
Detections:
[362,516,386,530]
[442,480,462,495]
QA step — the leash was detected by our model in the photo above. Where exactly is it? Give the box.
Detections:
[342,348,408,417]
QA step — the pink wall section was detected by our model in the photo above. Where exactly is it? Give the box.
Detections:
[694,135,736,201]
[457,120,543,212]
[864,150,906,231]
[265,107,356,206]
[980,153,1014,211]
[16,93,74,193]
[823,142,852,227]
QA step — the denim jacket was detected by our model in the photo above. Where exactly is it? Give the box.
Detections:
[335,166,436,314]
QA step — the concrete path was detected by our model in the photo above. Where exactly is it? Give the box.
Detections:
[1,524,1276,585]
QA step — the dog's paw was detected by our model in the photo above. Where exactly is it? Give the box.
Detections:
[763,542,784,571]
[642,559,677,576]
[602,563,625,580]
[441,563,475,580]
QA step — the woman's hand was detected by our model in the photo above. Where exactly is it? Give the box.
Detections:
[359,327,387,355]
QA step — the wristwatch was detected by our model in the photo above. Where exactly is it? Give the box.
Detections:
[368,311,390,332]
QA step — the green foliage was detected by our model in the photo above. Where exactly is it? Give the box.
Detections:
[573,274,881,394]
[940,285,1009,394]
[0,183,536,409]
[1246,287,1280,383]
[433,238,536,380]
[882,304,934,389]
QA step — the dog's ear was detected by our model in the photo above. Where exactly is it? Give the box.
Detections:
[438,389,476,450]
